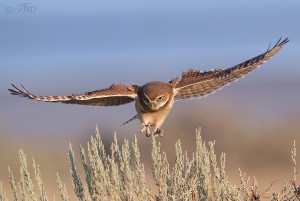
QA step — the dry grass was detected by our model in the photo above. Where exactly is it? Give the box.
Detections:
[0,127,300,201]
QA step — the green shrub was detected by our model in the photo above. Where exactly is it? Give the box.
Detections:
[0,127,299,200]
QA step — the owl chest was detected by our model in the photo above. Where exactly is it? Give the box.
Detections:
[140,110,169,125]
[135,98,174,126]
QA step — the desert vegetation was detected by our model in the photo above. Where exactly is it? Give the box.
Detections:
[0,127,299,200]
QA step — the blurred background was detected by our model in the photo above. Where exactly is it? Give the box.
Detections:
[0,0,299,199]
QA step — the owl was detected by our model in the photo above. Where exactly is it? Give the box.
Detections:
[9,38,289,137]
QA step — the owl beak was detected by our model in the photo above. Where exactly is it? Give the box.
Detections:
[151,102,158,110]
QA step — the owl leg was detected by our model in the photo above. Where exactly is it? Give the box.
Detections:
[153,128,163,137]
[140,123,151,137]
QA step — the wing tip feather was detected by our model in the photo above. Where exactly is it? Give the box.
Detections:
[8,84,31,98]
[269,37,289,51]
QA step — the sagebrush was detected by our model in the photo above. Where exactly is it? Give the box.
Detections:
[0,127,299,200]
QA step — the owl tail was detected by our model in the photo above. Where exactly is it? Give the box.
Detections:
[121,114,139,126]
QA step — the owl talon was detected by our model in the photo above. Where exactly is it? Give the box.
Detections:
[140,123,151,137]
[153,128,163,137]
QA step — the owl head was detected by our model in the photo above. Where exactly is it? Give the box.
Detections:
[141,82,173,111]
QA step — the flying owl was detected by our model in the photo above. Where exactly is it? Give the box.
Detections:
[9,38,289,137]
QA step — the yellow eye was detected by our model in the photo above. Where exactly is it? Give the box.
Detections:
[156,96,164,102]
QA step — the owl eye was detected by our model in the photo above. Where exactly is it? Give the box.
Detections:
[156,96,164,102]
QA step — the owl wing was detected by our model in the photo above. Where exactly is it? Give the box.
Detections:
[9,83,139,106]
[172,37,289,101]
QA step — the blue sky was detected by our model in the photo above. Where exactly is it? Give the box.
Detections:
[1,0,299,136]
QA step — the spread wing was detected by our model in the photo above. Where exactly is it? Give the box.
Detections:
[8,83,139,106]
[171,37,289,101]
